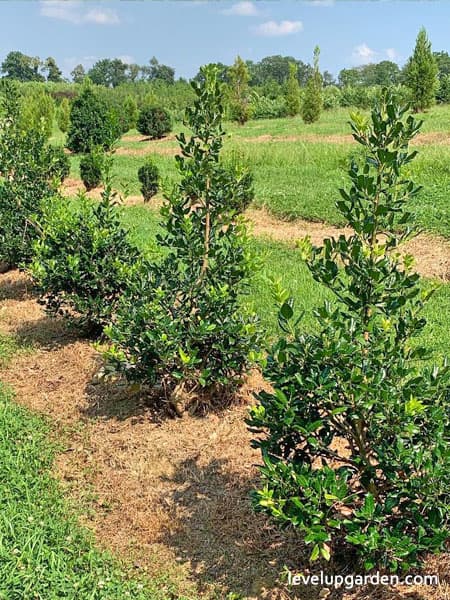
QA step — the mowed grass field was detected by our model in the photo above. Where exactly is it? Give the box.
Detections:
[66,104,450,238]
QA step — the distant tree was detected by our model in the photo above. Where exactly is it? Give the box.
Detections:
[301,46,323,124]
[44,57,63,82]
[339,62,400,88]
[433,51,450,102]
[403,28,438,111]
[127,63,141,82]
[228,55,252,125]
[322,70,336,87]
[141,57,175,84]
[338,67,360,87]
[88,58,129,88]
[71,64,86,84]
[285,62,301,117]
[372,60,400,85]
[249,55,312,87]
[434,51,450,79]
[1,51,44,82]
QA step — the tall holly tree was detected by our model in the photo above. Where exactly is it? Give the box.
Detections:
[248,91,449,571]
[404,28,438,112]
[285,62,301,117]
[301,46,323,124]
[106,65,261,411]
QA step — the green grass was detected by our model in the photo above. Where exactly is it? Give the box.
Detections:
[69,139,450,238]
[0,382,193,600]
[120,203,450,358]
[63,103,450,239]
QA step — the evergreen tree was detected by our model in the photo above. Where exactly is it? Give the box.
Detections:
[285,62,301,117]
[228,56,252,125]
[301,46,323,124]
[404,28,438,112]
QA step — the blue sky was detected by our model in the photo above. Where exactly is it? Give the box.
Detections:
[0,1,449,79]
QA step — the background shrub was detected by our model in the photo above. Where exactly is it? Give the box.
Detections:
[66,82,120,153]
[251,94,288,119]
[0,81,59,267]
[137,159,159,202]
[57,97,70,133]
[136,105,171,139]
[80,148,104,191]
[322,85,342,110]
[48,146,70,183]
[19,88,55,139]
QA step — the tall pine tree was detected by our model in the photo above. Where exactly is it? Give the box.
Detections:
[404,28,438,112]
[301,46,323,124]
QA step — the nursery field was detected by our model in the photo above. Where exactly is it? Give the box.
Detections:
[1,97,449,600]
[64,105,450,238]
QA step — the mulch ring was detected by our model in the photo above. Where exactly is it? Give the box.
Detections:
[0,269,448,599]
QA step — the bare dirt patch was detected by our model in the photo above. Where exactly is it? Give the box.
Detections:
[0,270,449,599]
[247,208,450,281]
[62,177,104,200]
[238,131,450,147]
[115,144,180,157]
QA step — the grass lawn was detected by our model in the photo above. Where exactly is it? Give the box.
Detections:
[66,107,450,239]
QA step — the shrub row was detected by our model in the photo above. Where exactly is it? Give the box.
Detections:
[1,71,448,574]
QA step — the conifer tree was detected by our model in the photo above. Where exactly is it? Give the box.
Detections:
[404,28,438,112]
[228,56,252,125]
[285,62,301,117]
[301,46,323,124]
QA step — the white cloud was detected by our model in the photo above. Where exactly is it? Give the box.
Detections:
[352,43,377,64]
[309,0,335,6]
[386,47,398,61]
[222,1,260,16]
[84,8,120,25]
[40,1,120,25]
[253,20,303,37]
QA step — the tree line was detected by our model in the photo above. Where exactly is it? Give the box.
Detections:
[2,33,449,97]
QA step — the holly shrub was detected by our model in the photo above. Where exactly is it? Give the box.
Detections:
[66,82,120,153]
[29,157,140,335]
[0,81,61,268]
[248,91,450,571]
[137,159,159,202]
[48,146,70,183]
[136,106,172,139]
[105,66,261,410]
[80,148,104,191]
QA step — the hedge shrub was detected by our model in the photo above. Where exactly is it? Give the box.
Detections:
[136,106,171,139]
